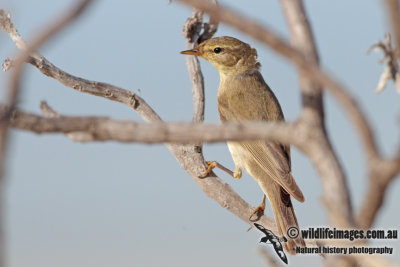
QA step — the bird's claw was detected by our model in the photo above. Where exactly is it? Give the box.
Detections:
[249,205,265,220]
[249,195,266,221]
[199,161,217,178]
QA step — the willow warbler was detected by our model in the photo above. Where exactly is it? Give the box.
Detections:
[181,36,305,253]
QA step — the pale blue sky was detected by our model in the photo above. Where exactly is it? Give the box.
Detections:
[0,1,399,266]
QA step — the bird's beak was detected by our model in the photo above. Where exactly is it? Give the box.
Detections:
[180,49,201,56]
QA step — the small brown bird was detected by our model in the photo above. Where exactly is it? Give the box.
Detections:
[181,36,305,253]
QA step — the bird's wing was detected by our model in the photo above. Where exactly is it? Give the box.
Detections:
[240,141,304,202]
[217,73,304,202]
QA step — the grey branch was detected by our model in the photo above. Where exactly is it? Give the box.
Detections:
[279,0,353,233]
[0,8,159,123]
[385,0,400,58]
[198,0,219,44]
[0,7,279,235]
[6,103,301,146]
[40,101,99,142]
[5,0,94,118]
[182,2,218,124]
[176,0,400,265]
[178,0,400,221]
[179,0,221,164]
[1,2,400,266]
[176,0,378,169]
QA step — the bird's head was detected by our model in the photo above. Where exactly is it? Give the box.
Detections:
[180,36,260,77]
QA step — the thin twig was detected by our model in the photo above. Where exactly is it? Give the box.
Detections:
[176,3,400,266]
[359,3,400,228]
[182,9,205,124]
[3,0,93,120]
[367,34,400,94]
[40,101,97,142]
[177,0,379,164]
[385,0,400,58]
[181,2,219,174]
[198,0,219,44]
[0,7,159,123]
[0,9,279,233]
[1,6,399,265]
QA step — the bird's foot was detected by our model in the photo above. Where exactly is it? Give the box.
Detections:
[249,195,266,221]
[199,161,218,178]
[200,161,240,179]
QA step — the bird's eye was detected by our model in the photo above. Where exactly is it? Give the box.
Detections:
[214,47,222,54]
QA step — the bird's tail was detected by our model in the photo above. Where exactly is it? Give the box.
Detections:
[262,180,305,255]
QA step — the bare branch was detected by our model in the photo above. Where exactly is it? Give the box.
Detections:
[176,5,400,265]
[0,11,279,233]
[1,58,14,72]
[280,0,320,75]
[7,104,304,146]
[2,3,399,266]
[182,9,206,131]
[4,0,93,118]
[357,2,400,228]
[181,3,219,169]
[40,101,97,142]
[0,11,29,52]
[359,5,400,229]
[357,156,400,229]
[279,0,353,231]
[0,12,159,123]
[177,0,379,164]
[198,0,219,44]
[367,34,400,94]
[39,56,162,122]
[14,99,399,233]
[280,0,322,115]
[385,0,400,58]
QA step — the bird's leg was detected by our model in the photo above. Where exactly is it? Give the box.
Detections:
[249,194,266,220]
[203,161,242,179]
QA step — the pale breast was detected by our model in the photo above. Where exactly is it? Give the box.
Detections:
[227,142,248,168]
[217,71,284,122]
